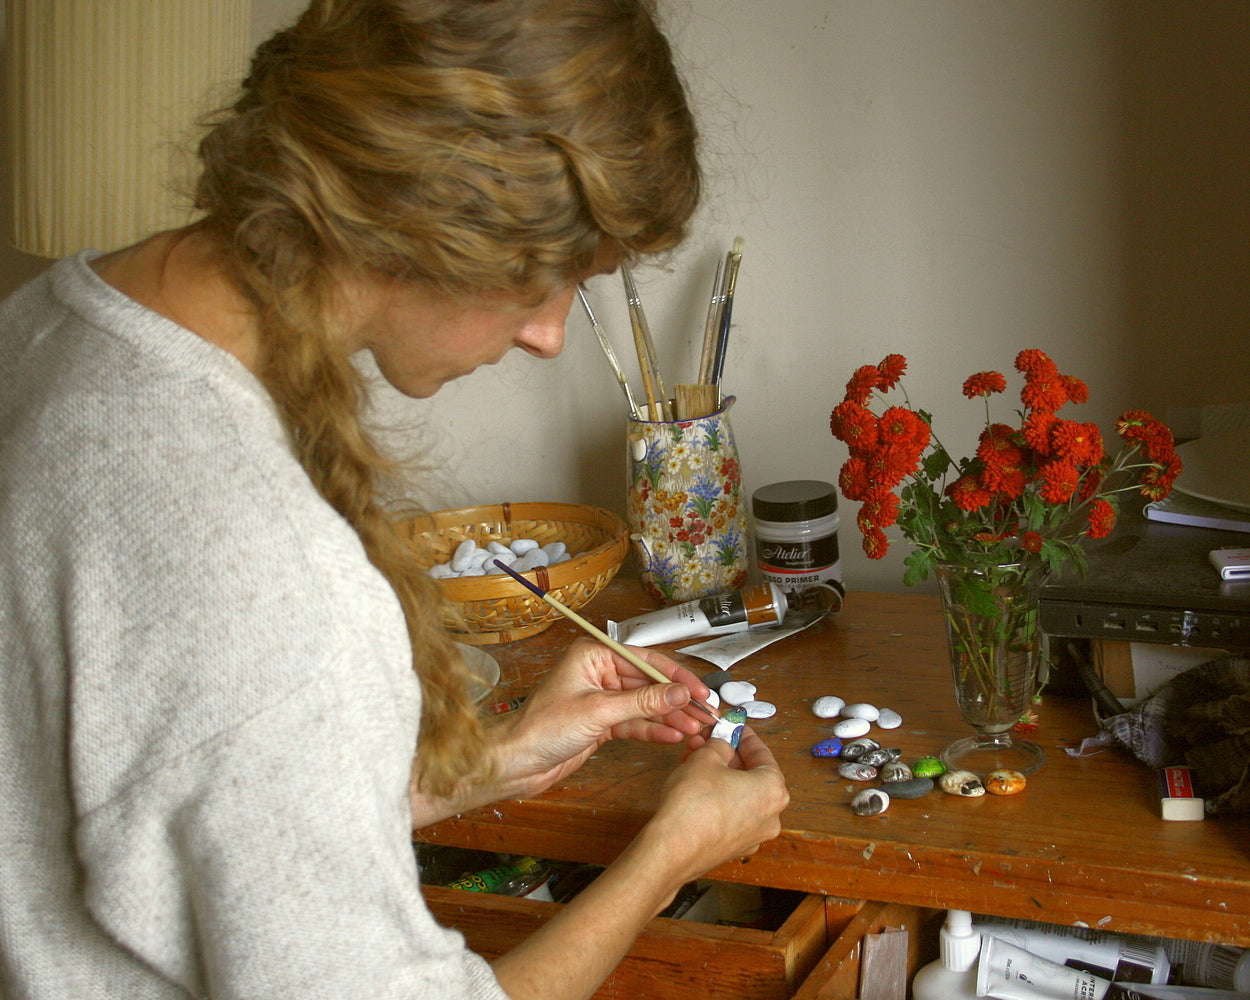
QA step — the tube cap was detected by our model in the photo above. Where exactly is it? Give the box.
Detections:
[940,910,982,972]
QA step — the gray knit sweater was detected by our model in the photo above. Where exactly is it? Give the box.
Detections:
[0,253,507,1000]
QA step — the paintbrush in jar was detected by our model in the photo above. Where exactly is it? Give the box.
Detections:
[622,265,669,421]
[709,236,744,394]
[578,285,640,420]
[489,559,720,724]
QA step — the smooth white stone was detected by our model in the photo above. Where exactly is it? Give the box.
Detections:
[741,700,776,719]
[841,702,880,722]
[831,717,871,739]
[510,538,540,555]
[541,541,567,560]
[487,540,512,555]
[812,696,845,719]
[718,680,757,706]
[486,551,516,571]
[459,566,486,577]
[450,539,479,572]
[876,707,903,729]
[467,548,490,567]
[704,689,721,709]
[429,564,455,579]
[552,553,571,564]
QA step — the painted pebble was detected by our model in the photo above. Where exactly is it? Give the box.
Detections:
[831,717,871,739]
[709,706,747,750]
[879,761,913,783]
[741,700,777,720]
[850,788,890,816]
[810,737,843,758]
[840,737,881,760]
[856,748,897,768]
[701,670,734,692]
[911,756,946,779]
[840,702,879,722]
[875,708,903,730]
[984,769,1027,796]
[882,776,935,799]
[811,695,846,719]
[938,769,986,797]
[838,762,879,782]
[718,680,757,707]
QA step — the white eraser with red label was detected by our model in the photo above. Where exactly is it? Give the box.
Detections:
[1209,547,1250,581]
[1158,766,1205,821]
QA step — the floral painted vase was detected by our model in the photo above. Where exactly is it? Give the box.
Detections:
[626,398,750,604]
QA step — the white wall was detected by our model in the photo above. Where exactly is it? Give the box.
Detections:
[4,2,1247,595]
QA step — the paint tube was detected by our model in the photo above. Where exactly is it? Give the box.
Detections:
[976,936,1155,1000]
[973,916,1171,984]
[607,583,788,647]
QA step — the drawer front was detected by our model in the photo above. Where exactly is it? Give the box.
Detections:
[423,884,830,1000]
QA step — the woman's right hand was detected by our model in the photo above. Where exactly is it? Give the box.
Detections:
[643,726,789,880]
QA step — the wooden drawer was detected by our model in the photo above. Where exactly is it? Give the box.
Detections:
[793,901,940,1000]
[423,882,831,1000]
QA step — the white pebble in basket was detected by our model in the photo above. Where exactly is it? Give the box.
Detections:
[430,537,576,579]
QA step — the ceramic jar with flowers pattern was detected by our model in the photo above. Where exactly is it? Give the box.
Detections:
[626,398,750,603]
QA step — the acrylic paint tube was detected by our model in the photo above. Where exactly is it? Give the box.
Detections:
[1159,940,1250,992]
[607,583,788,647]
[976,936,1154,1000]
[973,916,1170,985]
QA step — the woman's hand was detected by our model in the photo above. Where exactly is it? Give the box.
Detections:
[488,636,716,797]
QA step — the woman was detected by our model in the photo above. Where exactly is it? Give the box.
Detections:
[0,2,789,998]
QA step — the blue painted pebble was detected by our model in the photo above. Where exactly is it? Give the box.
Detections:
[810,737,844,758]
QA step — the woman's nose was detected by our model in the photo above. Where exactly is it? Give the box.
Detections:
[517,289,574,359]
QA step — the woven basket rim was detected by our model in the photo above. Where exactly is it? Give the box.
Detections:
[403,501,629,603]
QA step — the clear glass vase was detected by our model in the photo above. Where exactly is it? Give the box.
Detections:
[934,561,1047,776]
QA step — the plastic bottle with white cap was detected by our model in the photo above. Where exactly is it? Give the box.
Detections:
[911,909,982,1000]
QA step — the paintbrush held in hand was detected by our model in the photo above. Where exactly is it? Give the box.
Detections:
[489,558,721,724]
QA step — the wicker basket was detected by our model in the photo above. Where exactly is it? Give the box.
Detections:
[399,501,630,645]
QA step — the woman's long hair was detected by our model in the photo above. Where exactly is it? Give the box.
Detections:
[191,0,700,799]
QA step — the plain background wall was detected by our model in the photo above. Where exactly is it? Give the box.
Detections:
[4,1,1247,595]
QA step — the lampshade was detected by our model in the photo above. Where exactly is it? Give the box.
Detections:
[5,0,250,259]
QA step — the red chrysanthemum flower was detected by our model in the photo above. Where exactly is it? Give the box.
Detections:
[877,406,930,451]
[1061,374,1089,405]
[857,489,900,531]
[1021,531,1044,554]
[830,400,879,452]
[1049,420,1104,466]
[876,354,908,390]
[947,475,995,512]
[844,365,882,405]
[962,371,1007,399]
[1022,411,1058,455]
[977,423,1023,464]
[1087,498,1117,539]
[1038,459,1080,503]
[861,526,890,559]
[1021,372,1069,414]
[1014,349,1056,377]
[838,455,873,502]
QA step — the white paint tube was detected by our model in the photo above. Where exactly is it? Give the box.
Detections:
[607,584,788,647]
[973,916,1170,985]
[977,936,1155,1000]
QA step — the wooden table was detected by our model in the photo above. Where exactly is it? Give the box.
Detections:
[417,579,1250,948]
